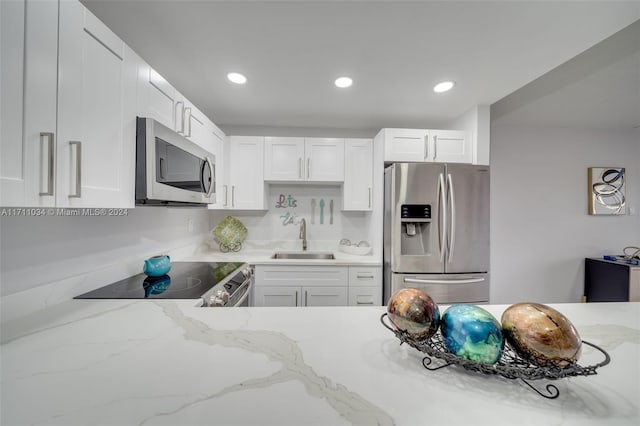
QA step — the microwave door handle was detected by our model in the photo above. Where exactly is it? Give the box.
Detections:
[204,156,215,198]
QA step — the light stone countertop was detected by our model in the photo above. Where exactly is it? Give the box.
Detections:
[1,301,638,426]
[185,239,382,266]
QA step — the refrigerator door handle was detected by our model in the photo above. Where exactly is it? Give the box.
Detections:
[447,173,456,264]
[437,173,447,263]
[404,277,485,285]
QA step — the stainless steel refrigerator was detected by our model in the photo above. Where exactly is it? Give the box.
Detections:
[383,162,490,304]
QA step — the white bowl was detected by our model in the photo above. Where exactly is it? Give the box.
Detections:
[338,245,372,256]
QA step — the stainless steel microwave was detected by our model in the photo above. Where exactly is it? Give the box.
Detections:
[136,117,215,206]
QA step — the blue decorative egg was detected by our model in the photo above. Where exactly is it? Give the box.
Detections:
[441,304,504,364]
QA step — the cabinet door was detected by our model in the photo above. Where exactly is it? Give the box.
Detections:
[305,138,344,181]
[228,136,266,209]
[303,286,348,306]
[1,0,58,207]
[432,130,472,163]
[57,2,136,207]
[343,139,372,211]
[348,286,382,306]
[382,129,429,162]
[183,103,210,151]
[264,137,305,181]
[253,286,300,307]
[147,68,181,131]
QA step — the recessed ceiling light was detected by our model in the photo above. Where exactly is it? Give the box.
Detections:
[433,81,455,93]
[227,72,247,85]
[335,76,353,88]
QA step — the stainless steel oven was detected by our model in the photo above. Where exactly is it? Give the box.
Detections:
[136,117,215,206]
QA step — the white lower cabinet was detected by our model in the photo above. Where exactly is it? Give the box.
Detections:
[348,266,382,306]
[253,265,349,307]
[253,265,381,307]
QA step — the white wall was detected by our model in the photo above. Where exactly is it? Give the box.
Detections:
[490,124,639,303]
[0,207,210,297]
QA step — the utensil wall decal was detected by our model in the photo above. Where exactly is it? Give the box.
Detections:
[319,199,325,224]
[330,199,334,225]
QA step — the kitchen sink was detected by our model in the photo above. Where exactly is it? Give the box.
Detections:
[271,252,335,260]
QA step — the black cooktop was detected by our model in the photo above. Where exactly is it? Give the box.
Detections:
[74,262,245,299]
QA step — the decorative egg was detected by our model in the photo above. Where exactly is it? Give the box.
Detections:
[501,303,581,368]
[441,304,504,364]
[387,288,440,341]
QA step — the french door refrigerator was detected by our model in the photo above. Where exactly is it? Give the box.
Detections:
[383,162,490,304]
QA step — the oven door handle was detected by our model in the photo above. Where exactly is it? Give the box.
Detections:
[403,277,485,285]
[231,278,252,307]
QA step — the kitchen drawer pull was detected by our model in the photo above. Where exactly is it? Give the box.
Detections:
[68,141,82,198]
[404,277,485,285]
[39,132,54,196]
[356,273,375,279]
[356,301,374,305]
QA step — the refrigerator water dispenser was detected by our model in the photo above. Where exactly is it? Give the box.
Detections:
[400,204,432,256]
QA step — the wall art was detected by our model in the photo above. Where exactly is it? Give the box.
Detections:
[588,167,626,215]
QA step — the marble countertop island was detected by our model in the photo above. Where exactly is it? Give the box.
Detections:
[1,301,638,425]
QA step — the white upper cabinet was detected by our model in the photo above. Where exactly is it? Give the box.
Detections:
[264,137,344,182]
[381,128,430,162]
[146,68,180,131]
[305,138,344,181]
[207,125,228,210]
[379,128,473,164]
[343,138,373,211]
[57,1,136,208]
[432,130,472,163]
[264,137,306,180]
[227,136,267,210]
[1,0,58,207]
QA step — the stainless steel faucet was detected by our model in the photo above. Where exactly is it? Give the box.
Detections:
[299,218,307,251]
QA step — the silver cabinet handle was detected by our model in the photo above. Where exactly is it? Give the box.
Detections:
[356,273,374,279]
[175,101,184,133]
[437,173,447,262]
[447,173,455,264]
[304,290,308,306]
[204,157,215,198]
[295,290,298,307]
[368,187,372,208]
[298,158,302,179]
[404,277,485,285]
[306,158,310,179]
[433,135,438,161]
[185,107,192,137]
[356,301,374,305]
[39,132,54,196]
[424,134,429,160]
[68,141,82,198]
[223,185,228,207]
[231,185,235,207]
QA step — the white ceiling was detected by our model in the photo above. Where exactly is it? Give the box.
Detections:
[81,0,640,132]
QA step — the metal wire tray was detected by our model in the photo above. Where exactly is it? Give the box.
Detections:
[380,313,610,399]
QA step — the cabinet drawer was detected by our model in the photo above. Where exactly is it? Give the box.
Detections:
[255,265,348,287]
[348,286,382,306]
[348,266,382,287]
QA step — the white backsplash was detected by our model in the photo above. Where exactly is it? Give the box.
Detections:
[209,185,373,248]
